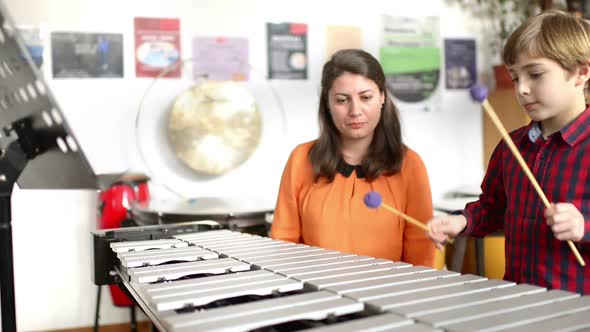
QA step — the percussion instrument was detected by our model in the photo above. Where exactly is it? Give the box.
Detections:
[130,197,273,235]
[98,173,150,230]
[168,81,262,176]
[97,173,150,306]
[92,224,590,332]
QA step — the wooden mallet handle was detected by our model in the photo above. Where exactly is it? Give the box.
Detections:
[364,192,453,243]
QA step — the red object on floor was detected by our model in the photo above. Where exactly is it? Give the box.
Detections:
[97,174,150,306]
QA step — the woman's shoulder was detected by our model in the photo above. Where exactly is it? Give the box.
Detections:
[397,146,429,181]
[402,146,425,167]
[289,140,316,160]
[283,140,316,184]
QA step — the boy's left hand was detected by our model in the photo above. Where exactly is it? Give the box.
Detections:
[545,203,585,242]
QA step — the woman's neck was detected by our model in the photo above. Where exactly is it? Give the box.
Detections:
[340,137,372,165]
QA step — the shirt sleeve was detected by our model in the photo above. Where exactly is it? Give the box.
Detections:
[582,220,590,242]
[270,147,304,243]
[463,142,507,237]
[402,151,436,267]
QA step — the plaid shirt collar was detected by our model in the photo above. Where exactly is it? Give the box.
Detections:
[526,105,590,146]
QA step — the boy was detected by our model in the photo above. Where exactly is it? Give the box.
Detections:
[427,10,590,294]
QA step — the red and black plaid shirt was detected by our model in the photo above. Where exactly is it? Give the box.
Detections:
[463,106,590,294]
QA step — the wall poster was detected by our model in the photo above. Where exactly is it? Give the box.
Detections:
[380,15,441,111]
[51,32,123,78]
[266,22,307,80]
[192,37,249,81]
[134,17,181,78]
[444,38,476,89]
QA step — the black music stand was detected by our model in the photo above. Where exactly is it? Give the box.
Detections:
[0,3,97,331]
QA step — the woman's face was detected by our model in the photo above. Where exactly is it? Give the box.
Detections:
[328,72,384,143]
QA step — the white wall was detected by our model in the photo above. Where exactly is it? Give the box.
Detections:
[3,0,487,330]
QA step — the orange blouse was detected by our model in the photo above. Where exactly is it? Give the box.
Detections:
[270,140,435,267]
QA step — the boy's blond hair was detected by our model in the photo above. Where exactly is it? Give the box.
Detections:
[503,9,590,76]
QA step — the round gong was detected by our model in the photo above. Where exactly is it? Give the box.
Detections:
[168,81,262,175]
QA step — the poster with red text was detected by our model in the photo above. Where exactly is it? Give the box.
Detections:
[134,17,181,78]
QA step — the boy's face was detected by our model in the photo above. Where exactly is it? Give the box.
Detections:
[508,53,588,134]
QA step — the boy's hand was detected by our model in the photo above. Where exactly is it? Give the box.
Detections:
[426,214,468,250]
[545,203,585,242]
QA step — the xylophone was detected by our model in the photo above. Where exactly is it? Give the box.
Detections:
[93,225,590,332]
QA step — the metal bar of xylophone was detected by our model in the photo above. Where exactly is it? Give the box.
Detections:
[99,227,590,332]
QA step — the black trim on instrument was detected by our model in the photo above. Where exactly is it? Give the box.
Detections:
[91,221,220,285]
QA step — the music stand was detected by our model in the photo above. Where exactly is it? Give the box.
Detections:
[0,3,97,331]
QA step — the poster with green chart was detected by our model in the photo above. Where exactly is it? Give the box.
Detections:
[380,15,440,111]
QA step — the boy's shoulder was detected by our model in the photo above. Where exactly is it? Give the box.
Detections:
[561,107,590,145]
[490,122,535,155]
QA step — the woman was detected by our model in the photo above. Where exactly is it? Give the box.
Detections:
[271,49,435,266]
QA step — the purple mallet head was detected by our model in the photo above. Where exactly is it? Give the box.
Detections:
[364,191,382,209]
[469,83,488,102]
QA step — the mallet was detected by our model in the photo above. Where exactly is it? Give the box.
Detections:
[363,191,453,243]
